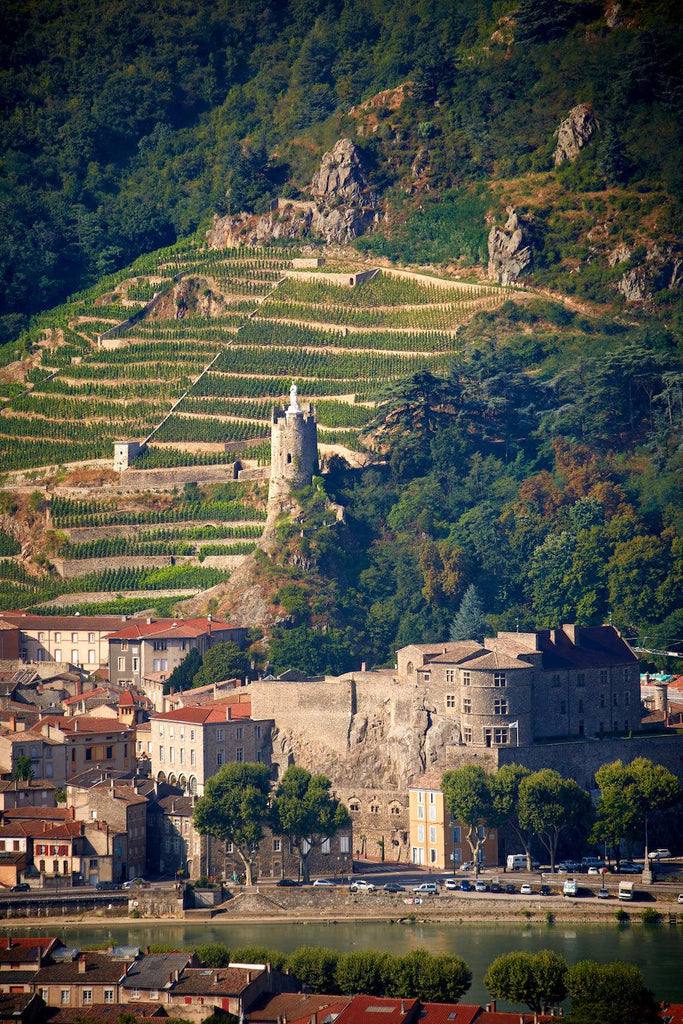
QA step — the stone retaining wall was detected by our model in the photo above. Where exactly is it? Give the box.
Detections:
[53,554,195,578]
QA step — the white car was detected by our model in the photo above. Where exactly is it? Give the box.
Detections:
[587,866,600,875]
[312,878,335,887]
[413,882,439,895]
[349,879,376,893]
[443,878,459,890]
[648,849,671,861]
[520,883,533,895]
[678,893,683,905]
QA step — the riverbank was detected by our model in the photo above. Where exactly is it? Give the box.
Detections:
[3,888,683,928]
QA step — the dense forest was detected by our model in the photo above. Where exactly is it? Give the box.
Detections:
[2,0,682,344]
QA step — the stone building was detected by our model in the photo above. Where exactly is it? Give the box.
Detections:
[1,614,129,672]
[268,383,318,503]
[68,780,148,881]
[148,699,272,796]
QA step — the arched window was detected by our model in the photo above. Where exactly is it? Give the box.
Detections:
[349,800,360,812]
[406,661,414,676]
[188,776,197,795]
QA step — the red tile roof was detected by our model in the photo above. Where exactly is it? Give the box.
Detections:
[247,993,350,1024]
[171,966,263,996]
[106,618,242,641]
[420,1005,481,1024]
[0,938,59,953]
[1,807,72,821]
[0,820,82,839]
[661,1004,683,1024]
[118,689,135,707]
[334,996,420,1024]
[36,716,133,735]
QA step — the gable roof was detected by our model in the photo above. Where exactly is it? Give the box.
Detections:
[246,993,350,1024]
[121,953,194,990]
[33,952,132,985]
[106,618,242,641]
[171,966,264,996]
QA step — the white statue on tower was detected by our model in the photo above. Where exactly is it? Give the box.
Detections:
[287,380,301,414]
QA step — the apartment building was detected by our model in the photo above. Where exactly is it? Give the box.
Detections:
[0,726,67,785]
[149,698,272,796]
[107,617,248,689]
[408,772,498,871]
[1,615,131,672]
[28,717,135,780]
[32,952,133,1007]
[68,781,147,881]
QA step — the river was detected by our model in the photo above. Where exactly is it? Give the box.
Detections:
[4,920,682,1007]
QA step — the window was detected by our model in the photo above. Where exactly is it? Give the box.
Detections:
[417,791,423,802]
[105,746,113,759]
[600,693,606,708]
[60,991,70,1005]
[118,657,125,671]
[463,727,472,742]
[39,632,45,642]
[463,698,471,714]
[417,804,424,820]
[462,671,471,686]
[255,725,261,739]
[446,669,454,683]
[551,674,560,688]
[417,825,425,842]
[217,750,224,766]
[159,746,165,762]
[493,699,508,715]
[236,747,243,762]
[190,749,196,766]
[577,673,586,688]
[235,726,243,740]
[429,804,436,821]
[391,805,401,815]
[613,693,618,706]
[623,668,630,682]
[600,669,608,685]
[494,728,508,744]
[452,826,461,843]
[217,728,225,742]
[169,727,174,739]
[179,749,185,765]
[321,838,330,854]
[429,826,437,844]
[446,694,456,709]
[55,633,61,643]
[406,661,414,676]
[370,804,379,814]
[85,747,92,762]
[55,650,62,662]
[494,672,507,687]
[423,671,431,682]
[578,720,585,736]
[132,657,139,672]
[83,991,93,1005]
[153,640,167,651]
[169,748,174,764]
[88,650,95,664]
[340,835,350,853]
[88,633,95,643]
[70,649,78,663]
[349,801,360,811]
[624,691,630,706]
[273,838,281,852]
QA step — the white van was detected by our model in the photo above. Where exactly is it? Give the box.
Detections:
[563,878,577,897]
[507,854,527,871]
[618,881,634,901]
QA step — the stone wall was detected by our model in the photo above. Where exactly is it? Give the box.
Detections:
[53,554,196,579]
[338,786,410,863]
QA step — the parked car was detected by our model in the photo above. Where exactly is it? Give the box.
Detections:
[616,862,643,874]
[539,884,551,896]
[490,882,502,893]
[459,879,473,892]
[122,878,149,889]
[678,893,683,904]
[558,861,581,873]
[312,878,336,887]
[275,878,300,887]
[504,883,517,894]
[383,882,405,893]
[648,849,671,861]
[475,880,488,892]
[444,878,460,891]
[413,882,439,895]
[581,856,603,868]
[10,883,30,892]
[587,866,600,875]
[520,883,533,895]
[95,881,115,890]
[349,879,376,893]
[598,888,611,899]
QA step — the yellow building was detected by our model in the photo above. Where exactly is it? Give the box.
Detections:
[408,771,498,871]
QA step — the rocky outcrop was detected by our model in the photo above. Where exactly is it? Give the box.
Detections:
[616,245,683,303]
[207,139,379,248]
[553,104,599,166]
[487,207,532,285]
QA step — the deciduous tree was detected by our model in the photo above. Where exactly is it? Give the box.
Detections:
[484,950,567,1014]
[193,762,270,885]
[442,766,499,875]
[518,770,592,872]
[270,766,350,884]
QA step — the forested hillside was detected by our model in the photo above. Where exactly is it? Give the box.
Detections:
[1,0,681,345]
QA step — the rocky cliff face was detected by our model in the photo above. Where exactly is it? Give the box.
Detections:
[487,207,532,285]
[207,138,379,248]
[553,104,599,166]
[615,245,683,303]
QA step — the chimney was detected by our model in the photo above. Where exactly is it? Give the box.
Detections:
[361,662,366,672]
[400,1003,405,1015]
[79,957,87,973]
[69,806,75,819]
[5,938,11,950]
[246,972,251,984]
[168,972,173,986]
[147,617,153,625]
[76,678,82,697]
[485,1004,495,1013]
[9,715,15,732]
[310,1015,317,1024]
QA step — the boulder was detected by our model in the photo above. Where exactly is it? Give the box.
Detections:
[554,104,599,166]
[487,206,532,285]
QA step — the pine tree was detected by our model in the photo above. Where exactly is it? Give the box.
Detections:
[449,584,487,643]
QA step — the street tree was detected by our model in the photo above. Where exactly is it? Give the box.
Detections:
[590,758,680,862]
[442,765,499,876]
[193,762,270,885]
[270,766,350,884]
[388,948,472,1002]
[484,950,568,1015]
[518,770,593,872]
[490,763,534,870]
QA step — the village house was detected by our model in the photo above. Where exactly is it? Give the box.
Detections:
[148,696,272,796]
[0,780,56,811]
[31,717,135,781]
[164,964,297,1022]
[68,781,147,882]
[0,615,131,673]
[31,951,133,1008]
[408,772,498,871]
[0,724,67,786]
[106,617,248,691]
[120,953,197,1005]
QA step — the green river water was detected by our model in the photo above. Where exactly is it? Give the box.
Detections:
[4,920,682,1008]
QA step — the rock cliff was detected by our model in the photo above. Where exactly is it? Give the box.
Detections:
[615,245,683,303]
[553,104,599,166]
[207,138,379,248]
[487,207,532,285]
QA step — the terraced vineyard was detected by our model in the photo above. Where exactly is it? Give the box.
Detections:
[0,242,517,612]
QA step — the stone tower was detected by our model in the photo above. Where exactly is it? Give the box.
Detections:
[268,382,319,502]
